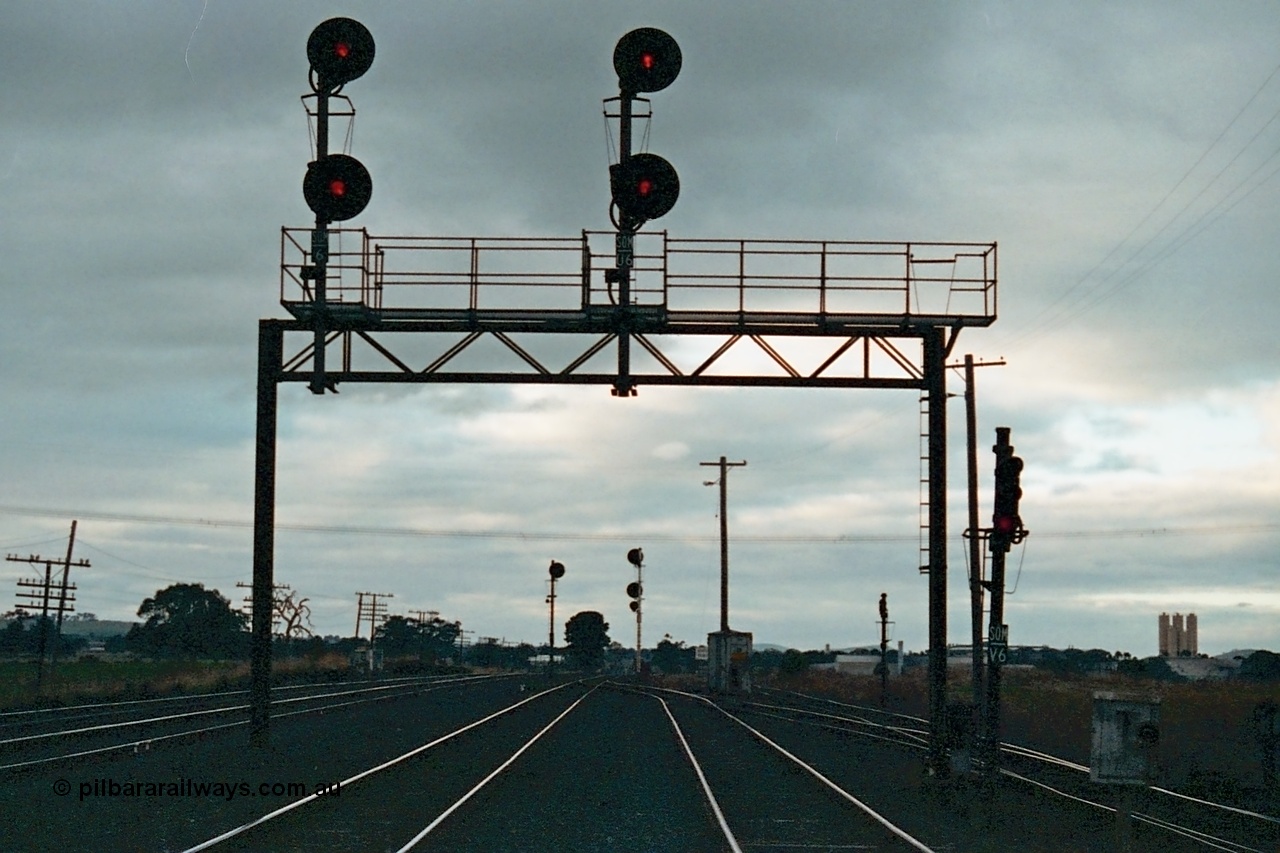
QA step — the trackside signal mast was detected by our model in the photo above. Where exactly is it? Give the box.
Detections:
[604,28,682,397]
[878,593,894,706]
[626,548,644,673]
[301,17,375,396]
[547,560,565,673]
[981,426,1027,774]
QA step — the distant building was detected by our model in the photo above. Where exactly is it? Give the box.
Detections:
[1158,612,1198,657]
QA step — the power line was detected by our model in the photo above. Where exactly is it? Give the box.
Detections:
[0,503,1274,544]
[997,56,1280,354]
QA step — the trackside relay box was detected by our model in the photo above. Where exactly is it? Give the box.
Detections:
[707,630,752,694]
[1090,692,1160,785]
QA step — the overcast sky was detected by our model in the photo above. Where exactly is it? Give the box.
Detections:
[1,2,1277,657]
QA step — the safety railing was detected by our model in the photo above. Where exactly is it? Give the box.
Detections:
[281,228,997,322]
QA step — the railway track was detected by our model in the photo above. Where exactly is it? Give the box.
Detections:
[0,674,437,735]
[631,683,936,852]
[0,673,511,771]
[748,686,1280,852]
[176,678,936,852]
[3,673,1272,851]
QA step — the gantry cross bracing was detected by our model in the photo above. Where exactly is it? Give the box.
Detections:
[277,228,996,391]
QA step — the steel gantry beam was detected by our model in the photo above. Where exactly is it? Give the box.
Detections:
[267,322,940,391]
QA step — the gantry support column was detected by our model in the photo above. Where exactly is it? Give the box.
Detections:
[924,325,949,776]
[250,320,282,748]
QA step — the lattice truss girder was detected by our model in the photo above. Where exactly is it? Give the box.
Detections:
[277,322,949,389]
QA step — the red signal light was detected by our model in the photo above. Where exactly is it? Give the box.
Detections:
[613,28,681,93]
[308,18,375,88]
[303,153,372,222]
[610,153,680,221]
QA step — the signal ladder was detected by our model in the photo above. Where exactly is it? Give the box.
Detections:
[918,393,930,574]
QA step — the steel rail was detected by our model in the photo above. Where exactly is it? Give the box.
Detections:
[0,674,507,772]
[393,685,598,851]
[1132,812,1264,853]
[178,680,586,853]
[999,769,1265,853]
[642,684,937,853]
[651,692,744,853]
[765,686,930,725]
[1148,786,1280,826]
[0,675,483,747]
[770,687,1279,827]
[751,689,1273,851]
[0,673,452,723]
[744,698,929,737]
[742,703,929,751]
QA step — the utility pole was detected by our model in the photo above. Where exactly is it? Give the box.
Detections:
[878,593,892,708]
[965,356,982,704]
[355,591,393,640]
[701,456,747,631]
[353,591,392,676]
[7,520,90,693]
[408,609,438,625]
[237,580,290,633]
[955,354,1005,703]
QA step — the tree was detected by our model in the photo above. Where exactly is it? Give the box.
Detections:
[370,615,460,662]
[273,590,313,639]
[0,619,28,654]
[1238,650,1280,682]
[1116,655,1184,681]
[780,649,811,674]
[0,616,82,657]
[652,636,696,674]
[124,583,247,659]
[466,638,535,670]
[421,616,461,663]
[564,611,610,670]
[376,616,420,657]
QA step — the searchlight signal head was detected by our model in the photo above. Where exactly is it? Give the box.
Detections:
[614,27,681,94]
[308,17,376,89]
[611,153,680,222]
[303,153,372,222]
